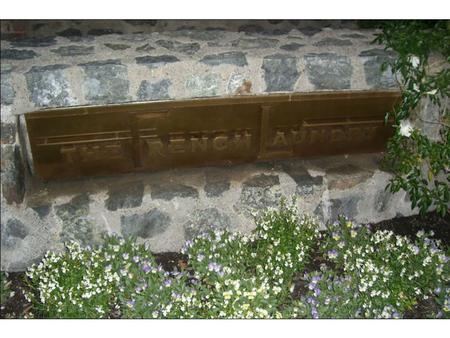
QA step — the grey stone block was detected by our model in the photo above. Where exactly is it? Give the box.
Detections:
[1,145,25,205]
[1,122,16,144]
[1,49,39,60]
[31,204,51,219]
[79,59,129,103]
[51,45,95,56]
[262,54,299,92]
[280,43,305,51]
[231,38,279,49]
[55,194,95,245]
[330,196,359,221]
[105,181,144,211]
[135,55,180,68]
[10,37,56,47]
[205,170,231,197]
[104,43,131,50]
[150,182,199,200]
[25,64,74,107]
[155,40,200,55]
[304,53,353,90]
[121,209,170,239]
[137,79,171,101]
[200,52,248,67]
[235,174,282,217]
[173,28,225,41]
[184,208,231,240]
[1,69,15,105]
[314,38,353,47]
[87,29,122,36]
[136,44,155,52]
[186,74,220,97]
[279,160,323,195]
[360,50,397,89]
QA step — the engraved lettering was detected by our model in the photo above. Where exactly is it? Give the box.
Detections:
[191,136,208,152]
[233,131,252,150]
[145,138,165,157]
[213,135,228,151]
[291,129,307,145]
[272,131,288,148]
[331,128,346,143]
[168,137,186,154]
[310,129,328,144]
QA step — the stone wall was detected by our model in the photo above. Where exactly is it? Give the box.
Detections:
[1,20,412,271]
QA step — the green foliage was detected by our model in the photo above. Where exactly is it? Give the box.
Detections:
[24,236,157,318]
[23,202,450,319]
[1,271,13,306]
[373,20,450,216]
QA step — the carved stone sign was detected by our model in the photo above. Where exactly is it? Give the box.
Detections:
[25,91,400,180]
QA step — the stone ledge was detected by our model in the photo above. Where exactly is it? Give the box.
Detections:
[1,26,397,117]
[1,153,418,271]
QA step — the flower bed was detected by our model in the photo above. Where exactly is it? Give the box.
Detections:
[1,201,449,319]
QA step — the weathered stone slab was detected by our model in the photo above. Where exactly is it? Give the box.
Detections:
[150,182,199,200]
[135,55,180,68]
[121,209,170,239]
[25,64,74,107]
[55,193,96,245]
[137,79,171,101]
[79,60,129,103]
[1,122,16,144]
[235,174,282,217]
[57,28,82,39]
[105,181,144,211]
[51,45,95,56]
[298,27,322,36]
[200,52,248,67]
[1,49,39,60]
[87,28,122,36]
[360,49,397,89]
[279,160,323,195]
[10,37,56,47]
[172,27,225,41]
[314,38,353,46]
[330,196,359,221]
[185,74,220,97]
[304,53,353,90]
[1,145,25,205]
[204,170,231,197]
[184,208,231,240]
[1,68,15,105]
[155,40,200,55]
[31,204,51,219]
[326,164,374,190]
[104,43,131,50]
[262,54,299,92]
[280,42,305,51]
[231,38,279,49]
[124,20,158,26]
[1,219,28,248]
[136,44,155,52]
[341,33,367,39]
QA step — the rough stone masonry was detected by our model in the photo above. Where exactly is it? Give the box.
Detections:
[1,20,417,271]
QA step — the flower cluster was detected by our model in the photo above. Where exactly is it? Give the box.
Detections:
[24,235,157,318]
[317,217,450,318]
[21,201,449,319]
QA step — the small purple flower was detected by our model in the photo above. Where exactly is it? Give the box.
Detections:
[311,275,322,283]
[314,288,321,297]
[207,262,223,275]
[126,299,136,308]
[133,256,140,263]
[142,263,152,273]
[412,245,420,255]
[311,307,319,319]
[328,250,338,259]
[306,296,315,304]
[197,254,205,262]
[434,287,441,295]
[365,224,372,231]
[163,279,172,287]
[392,311,400,319]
